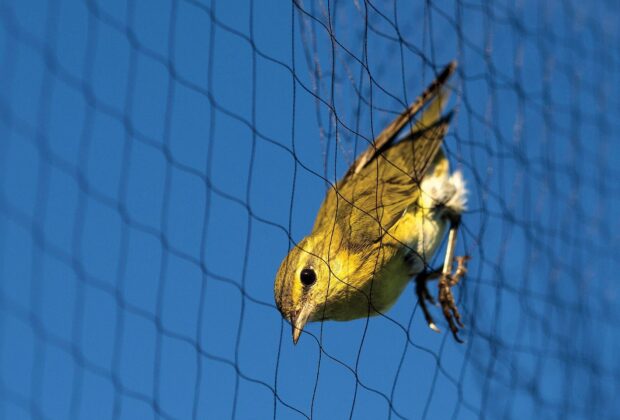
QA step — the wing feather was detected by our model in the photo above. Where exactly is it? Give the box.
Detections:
[309,62,457,254]
[311,109,454,253]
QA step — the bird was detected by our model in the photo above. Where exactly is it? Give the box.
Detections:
[274,61,469,344]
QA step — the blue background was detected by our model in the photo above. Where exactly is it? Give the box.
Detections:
[1,0,619,419]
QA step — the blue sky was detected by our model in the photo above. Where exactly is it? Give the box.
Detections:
[1,0,619,419]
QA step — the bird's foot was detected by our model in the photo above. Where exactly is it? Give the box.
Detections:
[438,256,469,343]
[415,256,469,342]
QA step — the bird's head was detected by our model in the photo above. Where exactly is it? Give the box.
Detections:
[274,236,349,344]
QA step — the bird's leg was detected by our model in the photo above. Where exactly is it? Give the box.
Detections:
[438,215,468,343]
[413,215,469,341]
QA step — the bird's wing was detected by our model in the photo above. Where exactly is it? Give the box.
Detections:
[311,89,454,254]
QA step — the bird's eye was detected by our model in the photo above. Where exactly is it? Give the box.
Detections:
[300,268,317,286]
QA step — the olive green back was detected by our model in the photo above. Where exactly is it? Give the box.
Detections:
[311,111,452,255]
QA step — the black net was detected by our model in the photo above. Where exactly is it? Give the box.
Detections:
[1,0,619,419]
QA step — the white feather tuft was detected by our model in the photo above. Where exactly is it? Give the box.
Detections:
[446,170,468,213]
[420,169,468,215]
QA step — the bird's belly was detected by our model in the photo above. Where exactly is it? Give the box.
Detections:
[390,209,448,274]
[323,210,448,322]
[325,255,413,321]
[372,215,447,311]
[325,216,447,322]
[411,215,448,273]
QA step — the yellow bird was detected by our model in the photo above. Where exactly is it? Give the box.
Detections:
[274,62,469,344]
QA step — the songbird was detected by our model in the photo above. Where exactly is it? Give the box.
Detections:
[274,61,469,344]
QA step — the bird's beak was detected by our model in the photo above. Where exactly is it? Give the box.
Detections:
[291,302,313,345]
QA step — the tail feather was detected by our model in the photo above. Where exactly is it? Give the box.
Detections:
[345,61,457,178]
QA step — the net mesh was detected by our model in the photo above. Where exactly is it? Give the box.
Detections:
[1,0,619,418]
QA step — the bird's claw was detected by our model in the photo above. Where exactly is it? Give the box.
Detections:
[438,256,469,342]
[416,256,469,342]
[415,270,440,334]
